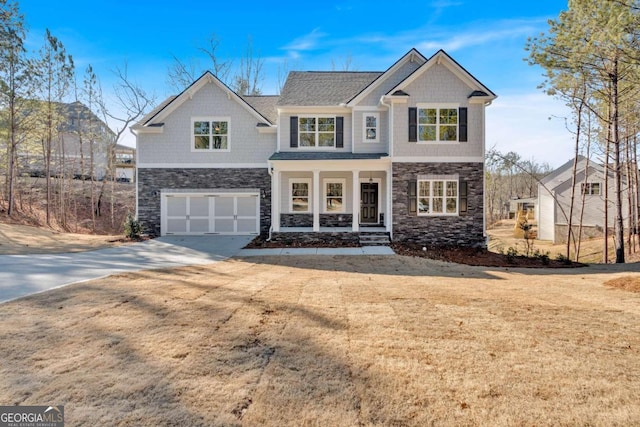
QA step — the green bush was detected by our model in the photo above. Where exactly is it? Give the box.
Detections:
[123,213,142,239]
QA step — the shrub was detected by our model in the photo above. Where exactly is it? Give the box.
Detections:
[123,213,142,239]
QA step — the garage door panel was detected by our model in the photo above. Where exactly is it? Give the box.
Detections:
[167,197,187,216]
[237,197,257,215]
[162,192,259,236]
[215,197,234,216]
[237,218,257,233]
[215,218,235,233]
[190,197,209,216]
[167,218,188,233]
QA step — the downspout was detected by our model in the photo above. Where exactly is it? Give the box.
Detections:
[380,95,393,239]
[267,162,274,241]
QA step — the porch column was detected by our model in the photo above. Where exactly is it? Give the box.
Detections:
[272,169,280,232]
[352,170,360,232]
[313,170,320,231]
[386,166,393,233]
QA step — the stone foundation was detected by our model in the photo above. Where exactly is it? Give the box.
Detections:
[392,162,485,247]
[269,232,361,246]
[137,168,271,236]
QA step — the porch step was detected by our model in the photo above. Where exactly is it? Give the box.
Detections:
[359,232,391,247]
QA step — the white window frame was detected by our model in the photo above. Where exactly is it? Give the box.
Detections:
[417,178,459,216]
[298,116,336,149]
[191,117,231,152]
[323,178,346,213]
[416,103,459,143]
[289,178,312,213]
[363,113,379,143]
[581,182,601,196]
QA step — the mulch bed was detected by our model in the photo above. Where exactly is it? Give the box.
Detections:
[391,243,586,268]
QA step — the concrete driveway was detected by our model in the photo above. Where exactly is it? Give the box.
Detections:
[0,235,254,304]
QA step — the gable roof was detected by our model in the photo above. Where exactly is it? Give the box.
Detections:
[388,49,496,100]
[346,48,427,106]
[278,71,382,106]
[133,72,275,132]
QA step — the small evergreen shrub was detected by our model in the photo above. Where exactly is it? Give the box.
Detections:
[123,213,142,239]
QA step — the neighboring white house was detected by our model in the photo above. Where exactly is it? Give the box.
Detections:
[537,155,634,243]
[132,48,496,246]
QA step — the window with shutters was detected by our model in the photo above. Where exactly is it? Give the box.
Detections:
[417,178,459,215]
[299,116,335,148]
[409,104,468,143]
[192,117,230,151]
[417,104,458,142]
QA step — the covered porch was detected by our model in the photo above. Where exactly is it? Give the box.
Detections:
[268,152,392,234]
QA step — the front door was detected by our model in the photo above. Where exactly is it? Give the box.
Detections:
[360,183,378,224]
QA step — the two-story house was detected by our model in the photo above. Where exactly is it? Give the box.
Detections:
[132,48,496,247]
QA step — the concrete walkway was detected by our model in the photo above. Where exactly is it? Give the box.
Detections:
[0,236,395,304]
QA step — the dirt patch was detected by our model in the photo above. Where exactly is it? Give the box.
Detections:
[1,256,639,425]
[605,276,640,293]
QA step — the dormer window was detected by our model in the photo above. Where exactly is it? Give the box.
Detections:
[299,116,335,148]
[192,117,230,151]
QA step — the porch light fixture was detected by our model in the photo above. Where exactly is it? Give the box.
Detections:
[369,173,373,183]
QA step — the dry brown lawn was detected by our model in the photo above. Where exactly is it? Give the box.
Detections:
[0,222,126,255]
[1,254,640,426]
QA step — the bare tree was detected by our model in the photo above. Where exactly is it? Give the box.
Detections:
[97,63,154,225]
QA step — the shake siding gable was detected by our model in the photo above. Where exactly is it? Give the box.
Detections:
[392,63,483,159]
[138,83,275,165]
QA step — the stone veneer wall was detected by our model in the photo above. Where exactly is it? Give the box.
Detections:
[392,162,485,247]
[269,232,360,246]
[138,168,271,236]
[280,214,353,228]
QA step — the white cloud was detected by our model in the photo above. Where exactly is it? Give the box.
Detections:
[281,28,327,53]
[486,92,576,167]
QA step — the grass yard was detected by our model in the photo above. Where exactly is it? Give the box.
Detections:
[1,255,639,426]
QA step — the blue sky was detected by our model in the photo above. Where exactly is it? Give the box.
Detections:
[19,0,573,167]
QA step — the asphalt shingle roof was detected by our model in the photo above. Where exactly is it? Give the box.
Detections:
[241,95,279,124]
[277,71,382,106]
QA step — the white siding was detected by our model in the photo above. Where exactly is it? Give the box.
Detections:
[392,63,484,159]
[138,83,275,165]
[352,109,389,154]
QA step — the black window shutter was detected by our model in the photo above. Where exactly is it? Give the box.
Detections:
[408,180,417,215]
[459,107,468,142]
[290,116,298,148]
[336,116,344,148]
[459,181,468,214]
[408,108,417,142]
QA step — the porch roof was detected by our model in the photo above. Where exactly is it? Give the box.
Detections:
[269,152,389,161]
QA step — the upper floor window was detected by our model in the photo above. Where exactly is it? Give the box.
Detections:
[419,107,457,142]
[193,117,229,151]
[363,113,379,143]
[409,105,467,143]
[299,116,335,148]
[581,182,601,195]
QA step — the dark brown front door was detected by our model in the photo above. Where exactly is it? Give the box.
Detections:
[360,183,378,223]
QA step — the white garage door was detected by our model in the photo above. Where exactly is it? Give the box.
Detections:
[161,192,259,235]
